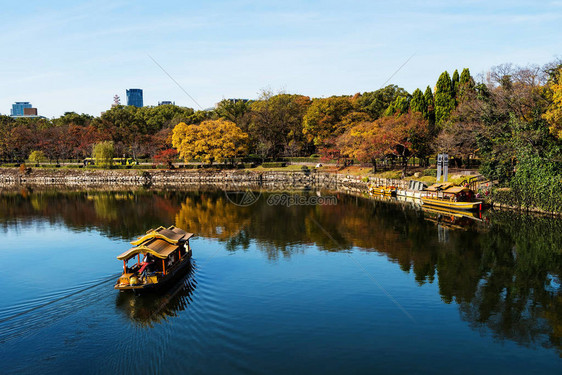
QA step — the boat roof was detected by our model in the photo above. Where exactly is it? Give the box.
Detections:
[443,186,471,194]
[118,226,194,260]
[426,182,453,191]
[130,225,193,246]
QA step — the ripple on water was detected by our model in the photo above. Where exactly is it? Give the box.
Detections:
[0,273,120,344]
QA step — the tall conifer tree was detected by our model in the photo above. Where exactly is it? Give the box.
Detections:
[458,68,476,102]
[452,69,460,98]
[435,71,456,126]
[424,86,435,125]
[410,88,427,117]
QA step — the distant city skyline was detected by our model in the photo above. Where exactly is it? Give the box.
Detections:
[1,0,561,118]
[10,102,33,117]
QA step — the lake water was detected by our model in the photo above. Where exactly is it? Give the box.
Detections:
[0,188,561,374]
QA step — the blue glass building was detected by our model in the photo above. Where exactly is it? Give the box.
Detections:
[126,89,143,107]
[11,102,32,116]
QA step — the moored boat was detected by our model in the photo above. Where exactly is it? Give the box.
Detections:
[396,180,427,199]
[369,185,397,196]
[421,184,482,211]
[115,225,194,292]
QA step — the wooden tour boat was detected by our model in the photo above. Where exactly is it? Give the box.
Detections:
[421,184,482,211]
[369,184,397,196]
[115,225,194,292]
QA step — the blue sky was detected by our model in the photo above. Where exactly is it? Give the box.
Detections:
[1,0,561,118]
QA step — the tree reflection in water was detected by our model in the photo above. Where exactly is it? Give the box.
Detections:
[0,188,560,355]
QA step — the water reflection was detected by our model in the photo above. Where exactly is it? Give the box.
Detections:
[115,262,197,327]
[0,188,561,355]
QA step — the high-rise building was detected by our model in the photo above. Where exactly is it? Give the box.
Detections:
[11,102,32,116]
[126,89,143,107]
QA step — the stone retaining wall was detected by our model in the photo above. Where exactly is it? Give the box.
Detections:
[0,168,420,203]
[1,168,403,193]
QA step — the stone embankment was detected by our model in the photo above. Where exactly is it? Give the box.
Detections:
[0,168,403,194]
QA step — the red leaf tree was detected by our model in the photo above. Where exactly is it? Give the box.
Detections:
[153,148,178,168]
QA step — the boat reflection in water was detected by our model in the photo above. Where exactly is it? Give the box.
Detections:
[115,262,197,326]
[421,205,485,242]
[422,205,484,225]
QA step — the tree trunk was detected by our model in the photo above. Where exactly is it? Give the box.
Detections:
[371,158,377,173]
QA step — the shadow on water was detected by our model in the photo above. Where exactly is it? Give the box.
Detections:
[115,261,197,327]
[0,188,561,356]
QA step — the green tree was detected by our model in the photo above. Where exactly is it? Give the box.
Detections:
[355,85,409,119]
[92,141,115,168]
[249,93,311,158]
[459,68,472,85]
[52,112,94,127]
[476,64,554,184]
[452,69,460,98]
[302,96,353,147]
[409,88,427,117]
[215,99,251,127]
[424,86,436,125]
[28,150,46,164]
[458,68,476,102]
[435,71,457,126]
[543,67,562,139]
[384,96,411,116]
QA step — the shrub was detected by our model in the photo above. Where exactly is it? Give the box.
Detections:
[262,162,287,168]
[177,164,200,169]
[419,176,436,184]
[376,170,403,179]
[491,188,518,207]
[423,168,437,177]
[510,156,562,212]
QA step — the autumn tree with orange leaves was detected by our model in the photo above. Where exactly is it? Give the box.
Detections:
[337,120,390,173]
[337,111,431,173]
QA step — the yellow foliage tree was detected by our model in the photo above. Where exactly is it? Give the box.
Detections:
[172,119,248,164]
[543,68,562,139]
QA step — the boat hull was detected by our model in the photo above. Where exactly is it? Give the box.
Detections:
[115,251,192,293]
[396,189,422,198]
[421,197,482,211]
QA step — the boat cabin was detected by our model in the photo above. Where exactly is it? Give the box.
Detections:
[115,226,194,291]
[424,186,476,202]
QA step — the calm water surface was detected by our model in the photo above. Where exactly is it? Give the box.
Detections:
[0,189,561,374]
